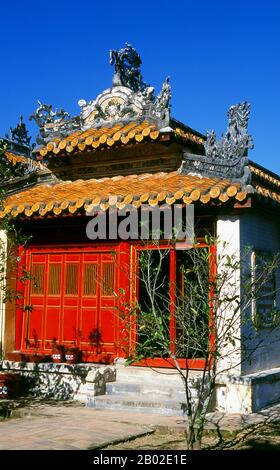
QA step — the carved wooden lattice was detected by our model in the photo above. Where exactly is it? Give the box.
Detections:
[102,263,115,295]
[65,264,79,295]
[31,264,44,295]
[48,264,62,295]
[83,264,98,296]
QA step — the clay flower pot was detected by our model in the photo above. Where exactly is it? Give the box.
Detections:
[51,345,65,363]
[0,373,20,399]
[65,347,80,364]
[6,351,25,362]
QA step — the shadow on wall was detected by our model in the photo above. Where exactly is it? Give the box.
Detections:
[0,361,116,401]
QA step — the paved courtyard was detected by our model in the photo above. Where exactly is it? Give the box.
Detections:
[0,403,182,450]
[0,400,280,450]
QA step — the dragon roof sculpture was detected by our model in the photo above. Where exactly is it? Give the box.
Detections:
[180,101,254,184]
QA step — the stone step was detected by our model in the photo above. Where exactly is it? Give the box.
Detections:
[106,382,142,395]
[116,366,202,387]
[87,393,188,416]
[106,381,187,400]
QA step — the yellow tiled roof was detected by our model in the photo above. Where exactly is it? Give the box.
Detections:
[37,121,204,159]
[254,185,280,204]
[249,163,280,205]
[250,164,280,189]
[1,172,247,218]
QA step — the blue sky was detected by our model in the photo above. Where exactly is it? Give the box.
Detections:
[0,0,279,173]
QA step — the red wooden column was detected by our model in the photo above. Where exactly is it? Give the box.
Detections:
[15,245,26,351]
[169,247,176,356]
[117,241,131,358]
[209,242,217,358]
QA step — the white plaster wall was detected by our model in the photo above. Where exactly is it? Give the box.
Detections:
[216,216,241,376]
[0,229,7,359]
[215,377,252,414]
[240,210,280,375]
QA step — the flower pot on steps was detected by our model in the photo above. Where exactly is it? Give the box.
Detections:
[51,345,65,363]
[65,347,80,364]
[0,373,21,399]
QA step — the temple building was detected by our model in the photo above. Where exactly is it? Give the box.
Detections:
[0,44,280,414]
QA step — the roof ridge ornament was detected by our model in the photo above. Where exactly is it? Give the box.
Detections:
[204,101,253,161]
[152,77,171,123]
[6,116,31,147]
[179,101,254,185]
[31,45,171,146]
[78,45,171,132]
[110,43,147,92]
[30,101,81,145]
[0,138,36,183]
[3,116,34,158]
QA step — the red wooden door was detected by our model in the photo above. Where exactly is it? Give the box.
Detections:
[80,252,118,362]
[23,253,47,350]
[45,254,63,349]
[98,253,118,359]
[22,248,119,362]
[80,253,99,356]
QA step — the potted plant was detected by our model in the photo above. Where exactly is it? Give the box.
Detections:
[0,373,21,399]
[65,329,82,364]
[51,338,65,363]
[65,347,80,364]
[24,330,51,363]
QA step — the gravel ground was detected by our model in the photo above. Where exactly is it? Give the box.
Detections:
[103,423,280,450]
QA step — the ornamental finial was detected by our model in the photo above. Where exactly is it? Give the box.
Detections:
[8,116,31,147]
[109,43,147,92]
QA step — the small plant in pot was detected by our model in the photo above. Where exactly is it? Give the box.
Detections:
[25,329,50,363]
[51,338,65,363]
[0,373,21,399]
[65,347,81,364]
[86,327,103,361]
[65,328,82,364]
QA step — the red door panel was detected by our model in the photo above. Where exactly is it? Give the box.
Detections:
[22,247,121,362]
[97,256,118,360]
[62,308,79,342]
[26,306,44,349]
[45,308,60,345]
[45,259,63,348]
[23,254,47,350]
[80,308,98,341]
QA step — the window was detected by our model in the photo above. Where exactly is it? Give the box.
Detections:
[31,264,44,295]
[102,263,115,295]
[65,264,79,295]
[83,264,98,296]
[251,251,278,328]
[48,264,62,295]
